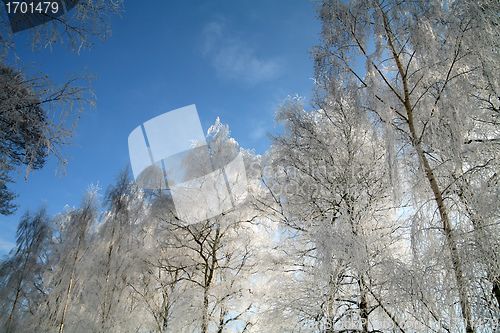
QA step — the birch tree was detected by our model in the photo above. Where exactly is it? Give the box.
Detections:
[260,86,409,332]
[32,187,99,333]
[311,0,500,331]
[131,119,263,333]
[62,166,151,333]
[0,206,51,333]
[94,167,146,332]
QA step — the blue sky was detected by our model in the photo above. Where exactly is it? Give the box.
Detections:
[0,0,322,255]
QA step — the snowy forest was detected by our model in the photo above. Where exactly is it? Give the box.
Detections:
[1,0,500,332]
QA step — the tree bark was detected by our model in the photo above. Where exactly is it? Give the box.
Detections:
[381,9,474,333]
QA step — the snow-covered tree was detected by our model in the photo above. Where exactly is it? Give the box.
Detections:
[311,0,500,331]
[95,167,142,331]
[31,187,100,333]
[72,166,151,333]
[0,206,51,332]
[259,83,410,332]
[128,119,266,333]
[0,0,124,55]
[0,62,95,215]
[0,0,124,214]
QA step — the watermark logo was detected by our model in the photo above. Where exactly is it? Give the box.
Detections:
[128,105,248,225]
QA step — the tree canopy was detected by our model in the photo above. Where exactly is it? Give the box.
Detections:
[0,0,124,215]
[0,0,499,332]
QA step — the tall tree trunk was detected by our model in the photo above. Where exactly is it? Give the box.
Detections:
[6,253,30,333]
[216,303,226,333]
[201,283,210,333]
[201,223,220,333]
[358,277,369,333]
[381,10,474,332]
[101,225,116,332]
[58,237,82,333]
[6,285,21,333]
[58,208,90,333]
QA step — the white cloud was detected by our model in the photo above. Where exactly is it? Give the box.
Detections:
[249,120,268,141]
[202,21,224,54]
[202,21,282,85]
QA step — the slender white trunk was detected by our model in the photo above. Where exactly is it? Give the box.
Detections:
[381,10,474,332]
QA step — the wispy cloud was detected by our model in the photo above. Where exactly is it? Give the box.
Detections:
[249,122,267,141]
[202,21,282,85]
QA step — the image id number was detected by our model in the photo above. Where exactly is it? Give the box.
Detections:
[5,1,60,14]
